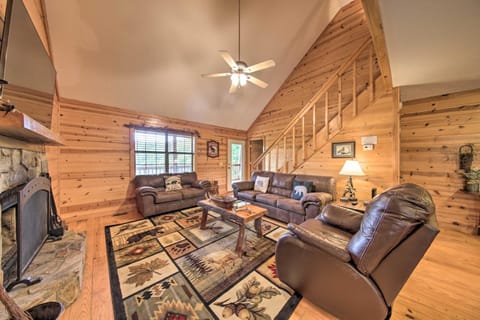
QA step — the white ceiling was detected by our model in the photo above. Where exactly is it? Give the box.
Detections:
[379,0,480,101]
[45,0,350,130]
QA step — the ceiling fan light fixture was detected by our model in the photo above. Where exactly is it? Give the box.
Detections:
[230,73,240,86]
[230,72,248,87]
[201,0,275,92]
[239,73,247,86]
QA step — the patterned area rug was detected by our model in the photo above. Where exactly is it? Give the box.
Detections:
[105,206,301,320]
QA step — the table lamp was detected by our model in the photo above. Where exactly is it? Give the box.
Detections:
[339,159,365,204]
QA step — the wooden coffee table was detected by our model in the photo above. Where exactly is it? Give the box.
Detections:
[197,199,267,257]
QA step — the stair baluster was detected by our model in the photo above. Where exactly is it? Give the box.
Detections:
[251,38,379,174]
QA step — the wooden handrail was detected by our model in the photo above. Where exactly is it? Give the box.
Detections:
[252,38,372,169]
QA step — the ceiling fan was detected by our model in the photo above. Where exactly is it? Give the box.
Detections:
[201,0,276,93]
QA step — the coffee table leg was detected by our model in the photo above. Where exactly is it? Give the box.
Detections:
[236,224,246,257]
[254,217,263,237]
[200,207,208,230]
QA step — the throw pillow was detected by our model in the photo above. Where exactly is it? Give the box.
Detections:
[291,180,313,200]
[165,175,182,191]
[254,176,270,193]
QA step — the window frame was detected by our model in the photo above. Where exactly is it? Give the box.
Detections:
[133,128,195,175]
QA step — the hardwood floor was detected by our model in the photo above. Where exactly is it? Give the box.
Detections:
[61,211,480,320]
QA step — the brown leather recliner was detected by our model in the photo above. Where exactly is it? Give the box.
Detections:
[276,183,439,320]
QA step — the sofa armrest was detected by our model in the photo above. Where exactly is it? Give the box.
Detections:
[287,222,351,262]
[318,204,363,234]
[300,192,333,209]
[136,186,157,197]
[192,179,211,190]
[287,220,351,262]
[232,181,254,197]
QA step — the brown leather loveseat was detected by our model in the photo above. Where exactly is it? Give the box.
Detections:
[134,172,210,217]
[276,183,439,320]
[232,171,336,224]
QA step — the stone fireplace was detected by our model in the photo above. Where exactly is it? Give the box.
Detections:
[0,147,48,284]
[0,144,86,318]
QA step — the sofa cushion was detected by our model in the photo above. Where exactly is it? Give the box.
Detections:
[256,193,285,207]
[291,180,313,200]
[269,187,292,198]
[250,171,275,182]
[181,172,197,186]
[153,191,183,204]
[238,190,261,201]
[254,176,270,193]
[181,187,205,199]
[272,173,294,189]
[294,174,335,194]
[165,175,183,191]
[277,198,305,215]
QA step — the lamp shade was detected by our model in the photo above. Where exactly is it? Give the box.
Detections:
[339,160,365,176]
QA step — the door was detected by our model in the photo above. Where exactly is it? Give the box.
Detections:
[227,139,246,191]
[249,138,264,174]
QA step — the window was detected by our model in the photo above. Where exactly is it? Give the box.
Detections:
[134,129,194,175]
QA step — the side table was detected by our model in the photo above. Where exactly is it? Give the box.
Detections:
[332,200,369,213]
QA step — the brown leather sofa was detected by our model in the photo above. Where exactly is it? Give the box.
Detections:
[134,172,211,217]
[232,171,335,223]
[276,183,439,320]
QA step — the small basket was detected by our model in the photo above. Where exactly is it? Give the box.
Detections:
[210,195,237,209]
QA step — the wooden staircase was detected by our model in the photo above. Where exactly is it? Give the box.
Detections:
[251,38,382,173]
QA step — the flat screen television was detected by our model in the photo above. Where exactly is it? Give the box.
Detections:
[0,0,56,127]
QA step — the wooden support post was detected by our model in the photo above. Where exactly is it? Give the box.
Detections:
[283,135,287,173]
[302,116,305,161]
[325,91,329,138]
[292,128,296,169]
[338,76,342,129]
[312,103,316,150]
[352,59,357,117]
[275,143,279,172]
[369,45,374,102]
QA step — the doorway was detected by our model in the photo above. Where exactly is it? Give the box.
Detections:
[227,139,246,191]
[249,138,264,174]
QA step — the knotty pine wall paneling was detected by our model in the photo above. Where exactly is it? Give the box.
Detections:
[400,89,480,234]
[294,84,396,201]
[57,99,246,221]
[247,0,395,199]
[248,0,371,142]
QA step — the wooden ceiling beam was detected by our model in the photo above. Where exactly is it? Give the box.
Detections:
[361,0,393,92]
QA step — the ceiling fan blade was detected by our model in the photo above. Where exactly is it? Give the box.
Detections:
[247,75,268,88]
[201,72,231,78]
[219,50,238,70]
[245,59,276,73]
[229,82,238,94]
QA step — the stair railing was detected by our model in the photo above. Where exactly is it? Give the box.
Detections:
[251,38,376,173]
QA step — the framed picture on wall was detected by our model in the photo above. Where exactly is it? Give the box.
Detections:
[207,140,219,158]
[332,141,355,158]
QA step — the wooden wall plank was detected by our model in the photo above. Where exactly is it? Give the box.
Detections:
[294,92,395,200]
[401,90,480,234]
[56,98,247,218]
